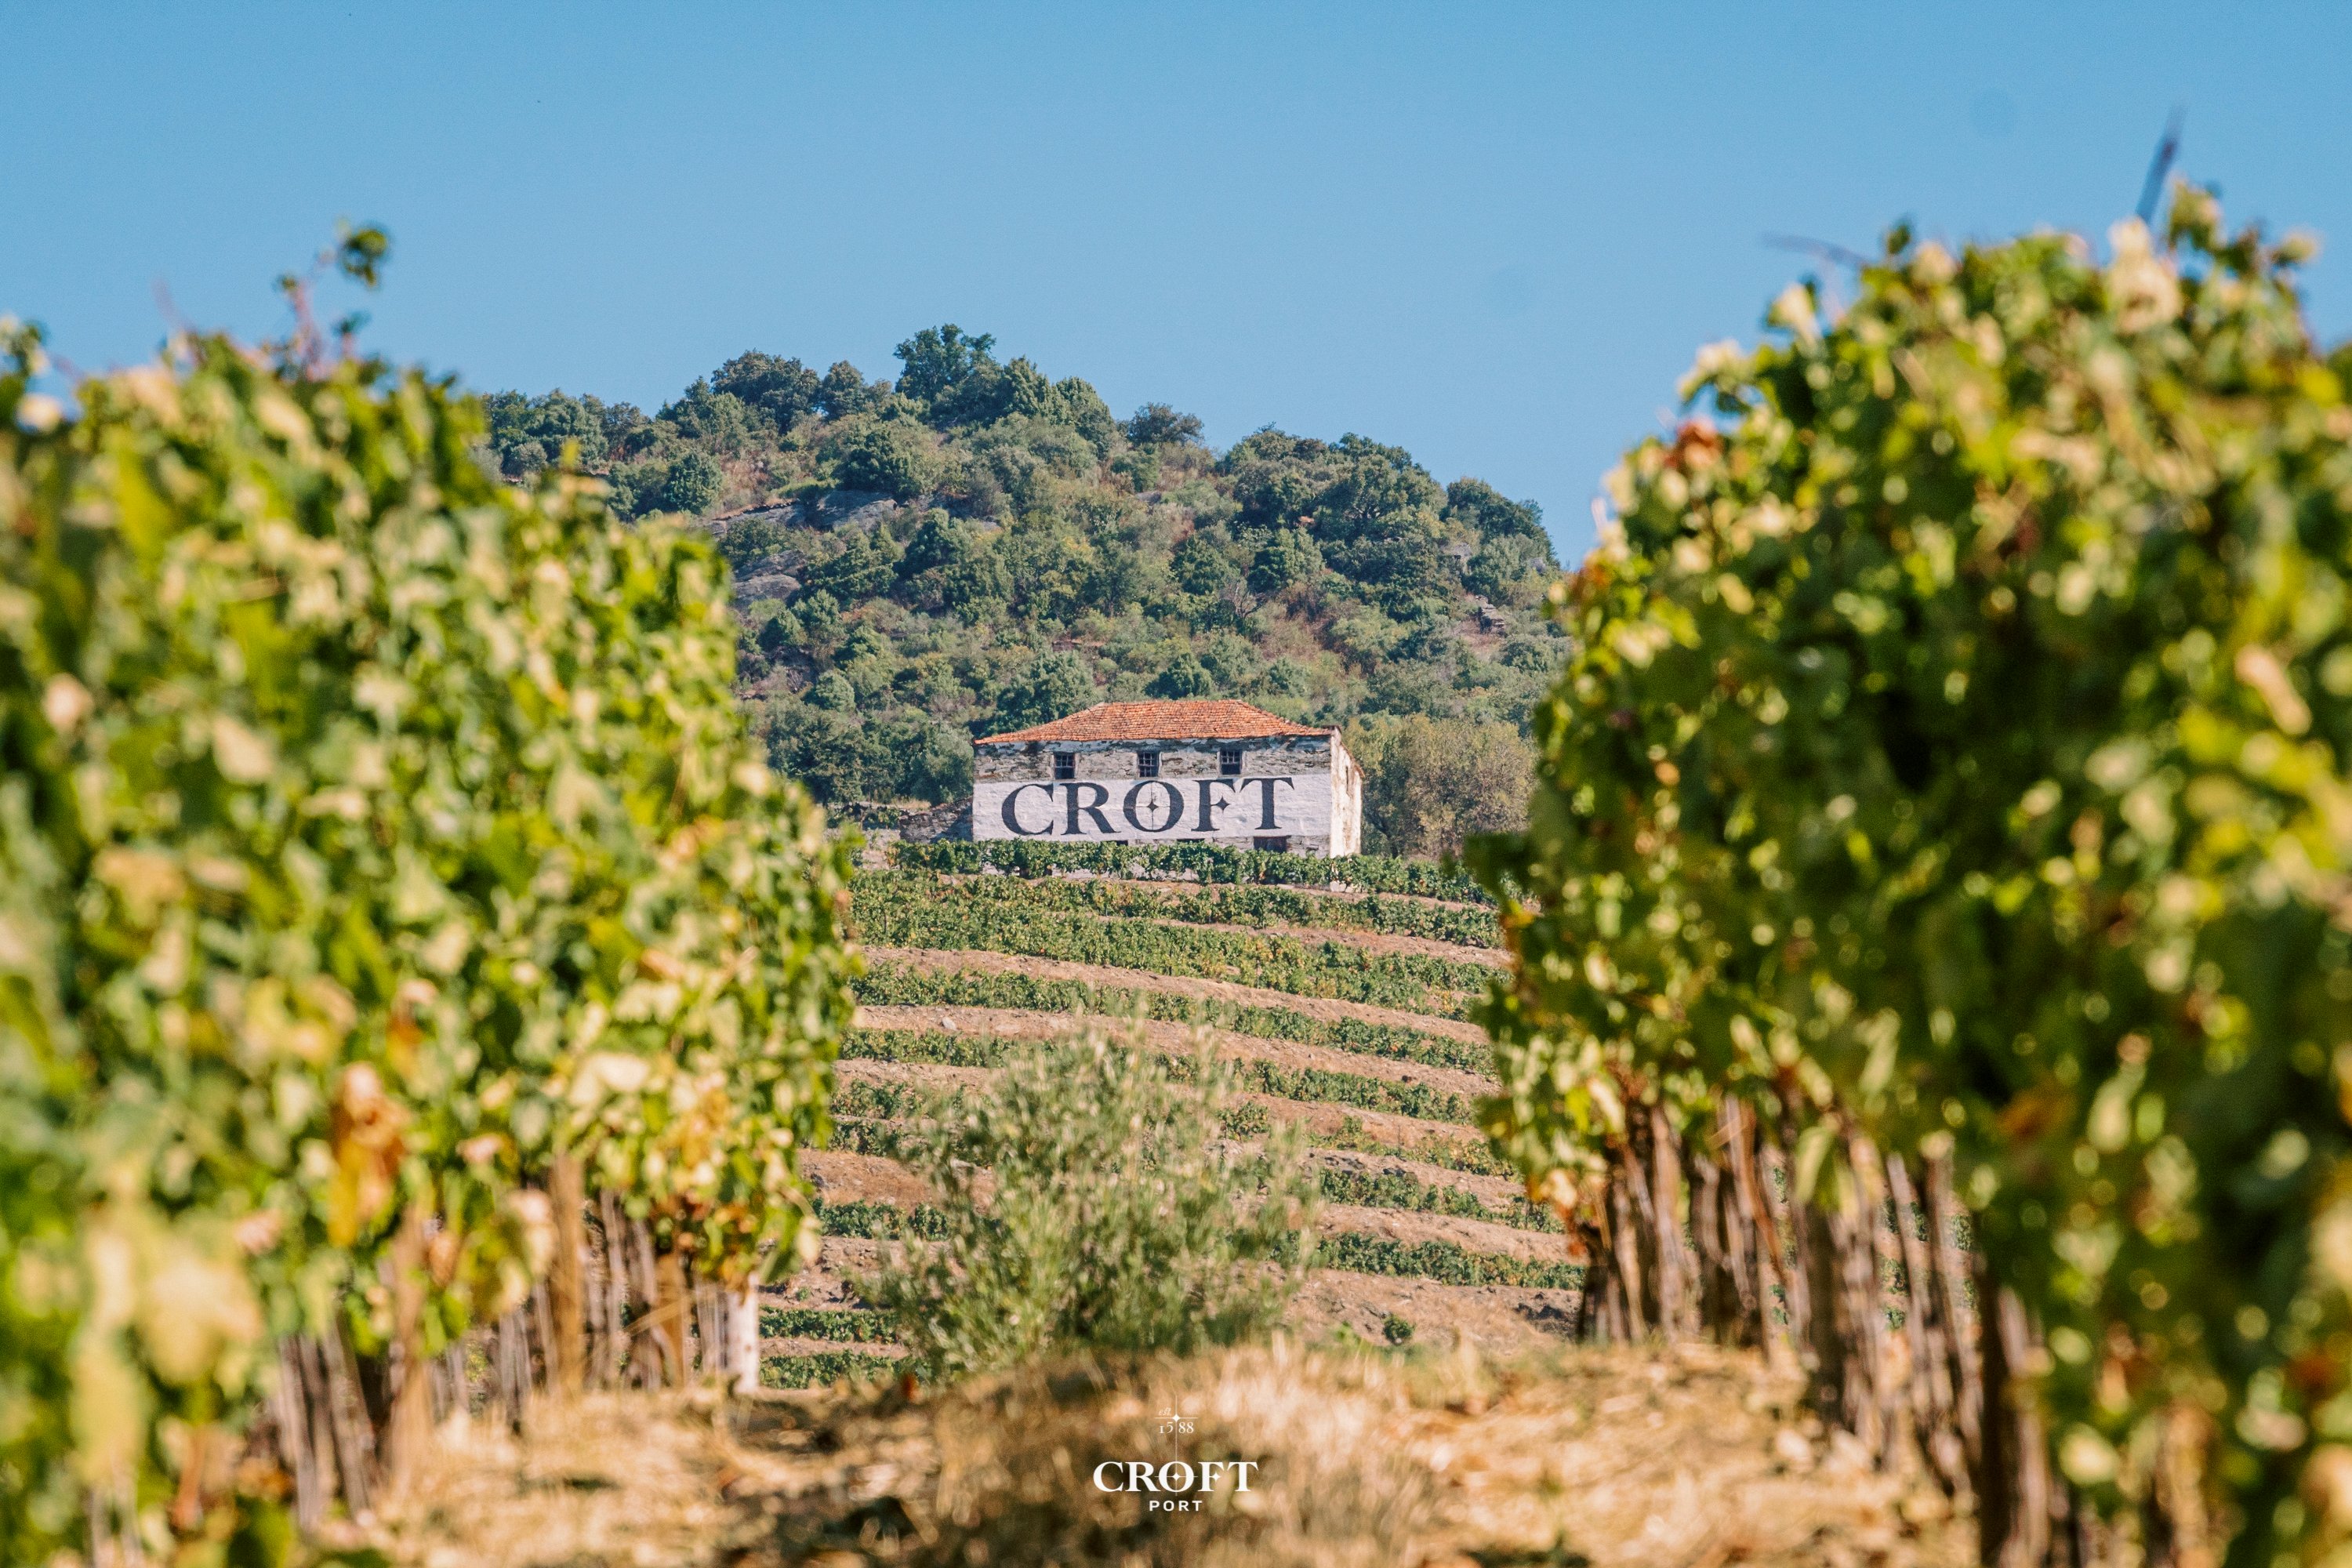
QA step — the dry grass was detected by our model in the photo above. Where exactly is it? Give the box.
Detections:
[362,1341,1972,1568]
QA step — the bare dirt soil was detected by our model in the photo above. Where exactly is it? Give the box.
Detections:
[808,1149,938,1208]
[1314,1202,1568,1265]
[362,1341,1972,1567]
[1288,1271,1580,1354]
[1166,919,1507,967]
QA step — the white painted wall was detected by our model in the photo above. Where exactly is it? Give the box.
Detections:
[974,768,1337,846]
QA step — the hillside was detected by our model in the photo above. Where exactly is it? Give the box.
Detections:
[757,840,1580,1392]
[485,327,1564,853]
[354,849,1964,1567]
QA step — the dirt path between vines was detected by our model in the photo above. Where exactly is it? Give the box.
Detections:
[1177,919,1505,967]
[365,1341,1968,1567]
[863,946,1489,1044]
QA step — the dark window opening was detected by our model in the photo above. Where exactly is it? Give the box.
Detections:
[1054,753,1075,780]
[1138,750,1160,778]
[1254,835,1290,853]
[1219,746,1243,775]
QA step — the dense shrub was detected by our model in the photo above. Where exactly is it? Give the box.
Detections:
[829,420,934,499]
[861,1031,1317,1378]
[989,648,1097,734]
[661,448,726,514]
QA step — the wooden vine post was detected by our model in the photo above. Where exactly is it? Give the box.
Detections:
[549,1152,590,1397]
[383,1203,435,1494]
[731,1285,761,1396]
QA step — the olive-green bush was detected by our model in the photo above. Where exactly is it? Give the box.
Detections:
[861,1029,1317,1378]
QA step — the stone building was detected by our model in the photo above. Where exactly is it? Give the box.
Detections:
[972,699,1362,858]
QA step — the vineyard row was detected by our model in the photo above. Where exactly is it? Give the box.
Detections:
[842,1029,1479,1125]
[850,885,1490,1014]
[851,907,1468,1020]
[815,1199,1566,1293]
[861,866,1499,949]
[854,963,1490,1074]
[889,840,1490,903]
[760,1352,904,1388]
[757,1307,899,1344]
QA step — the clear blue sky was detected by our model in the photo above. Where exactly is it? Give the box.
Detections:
[5,2,2349,558]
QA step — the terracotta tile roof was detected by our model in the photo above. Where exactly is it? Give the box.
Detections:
[976,699,1331,746]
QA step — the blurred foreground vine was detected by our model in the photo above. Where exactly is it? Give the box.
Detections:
[0,289,855,1560]
[1474,187,2352,1565]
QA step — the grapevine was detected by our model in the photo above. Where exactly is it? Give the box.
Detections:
[1473,191,2352,1561]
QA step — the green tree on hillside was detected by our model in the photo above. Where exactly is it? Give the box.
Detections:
[894,323,996,407]
[1148,650,1217,699]
[1123,401,1205,448]
[712,350,822,426]
[829,419,933,498]
[1443,477,1547,542]
[661,448,726,514]
[993,649,1097,733]
[482,387,613,476]
[1348,713,1534,857]
[817,358,888,416]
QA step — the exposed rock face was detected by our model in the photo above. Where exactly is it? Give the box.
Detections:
[895,800,972,842]
[710,488,898,537]
[707,490,903,608]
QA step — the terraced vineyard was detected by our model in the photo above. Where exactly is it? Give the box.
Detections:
[760,844,1586,1386]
